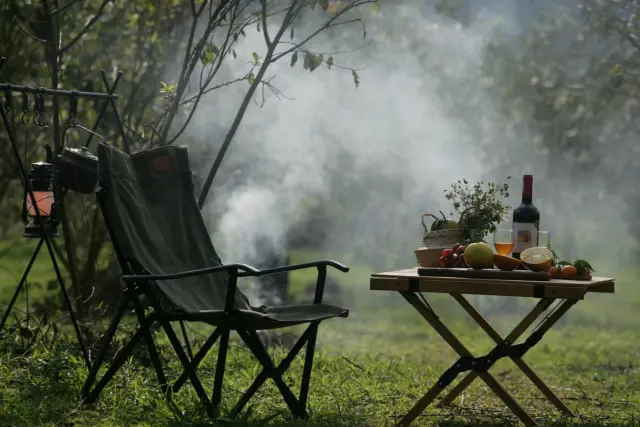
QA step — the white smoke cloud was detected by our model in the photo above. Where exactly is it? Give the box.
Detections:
[175,0,631,301]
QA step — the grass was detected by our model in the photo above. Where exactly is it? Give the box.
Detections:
[0,242,639,426]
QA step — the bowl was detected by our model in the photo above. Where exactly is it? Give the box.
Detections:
[414,247,443,268]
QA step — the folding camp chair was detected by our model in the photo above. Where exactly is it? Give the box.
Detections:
[80,142,350,419]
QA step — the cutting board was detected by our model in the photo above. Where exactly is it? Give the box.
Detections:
[417,267,551,281]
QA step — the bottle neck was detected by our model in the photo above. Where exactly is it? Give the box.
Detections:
[521,175,533,204]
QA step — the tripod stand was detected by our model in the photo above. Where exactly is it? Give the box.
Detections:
[0,68,130,371]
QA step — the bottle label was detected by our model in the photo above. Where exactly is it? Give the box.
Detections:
[513,222,539,253]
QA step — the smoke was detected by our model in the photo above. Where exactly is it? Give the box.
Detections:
[187,1,494,265]
[176,0,634,310]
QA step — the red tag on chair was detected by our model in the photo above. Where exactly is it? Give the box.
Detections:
[152,155,171,172]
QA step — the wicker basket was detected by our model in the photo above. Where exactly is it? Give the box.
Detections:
[422,229,465,248]
[418,213,466,267]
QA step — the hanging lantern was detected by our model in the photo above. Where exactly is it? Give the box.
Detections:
[22,161,58,238]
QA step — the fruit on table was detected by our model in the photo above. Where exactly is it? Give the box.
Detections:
[439,239,470,268]
[573,260,594,278]
[464,242,494,269]
[493,254,521,271]
[547,265,561,275]
[547,259,594,280]
[520,247,553,272]
[560,265,577,277]
[576,270,592,280]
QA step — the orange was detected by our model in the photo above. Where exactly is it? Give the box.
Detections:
[520,247,553,272]
[547,266,561,274]
[561,265,577,277]
[493,254,521,271]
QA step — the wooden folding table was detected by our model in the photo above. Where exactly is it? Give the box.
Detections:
[369,268,615,426]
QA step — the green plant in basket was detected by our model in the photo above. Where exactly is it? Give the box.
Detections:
[444,177,511,241]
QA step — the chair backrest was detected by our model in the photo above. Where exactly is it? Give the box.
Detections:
[96,142,250,313]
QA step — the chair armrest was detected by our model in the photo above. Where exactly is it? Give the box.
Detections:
[237,259,349,277]
[121,263,260,282]
[242,260,349,305]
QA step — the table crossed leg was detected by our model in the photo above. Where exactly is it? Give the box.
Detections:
[438,294,576,417]
[397,291,536,427]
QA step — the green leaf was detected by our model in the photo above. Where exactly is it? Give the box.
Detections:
[290,25,295,40]
[290,51,298,68]
[248,72,255,85]
[304,52,315,71]
[232,50,237,59]
[159,81,177,96]
[326,56,333,70]
[200,43,218,65]
[573,259,595,272]
[352,69,360,88]
[315,54,324,67]
[252,52,260,64]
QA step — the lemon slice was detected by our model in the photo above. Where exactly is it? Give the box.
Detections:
[520,247,553,272]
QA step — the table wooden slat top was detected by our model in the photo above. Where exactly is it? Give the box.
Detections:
[370,268,614,299]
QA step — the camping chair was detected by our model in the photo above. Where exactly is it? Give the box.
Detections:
[80,142,350,419]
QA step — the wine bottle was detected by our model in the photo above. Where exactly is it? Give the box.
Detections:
[512,174,540,259]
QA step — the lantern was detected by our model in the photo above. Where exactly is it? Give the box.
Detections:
[22,161,58,238]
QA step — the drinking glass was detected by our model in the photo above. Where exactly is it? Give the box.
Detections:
[538,231,550,249]
[493,229,515,255]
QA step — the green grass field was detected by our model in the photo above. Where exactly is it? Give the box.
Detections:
[0,240,639,426]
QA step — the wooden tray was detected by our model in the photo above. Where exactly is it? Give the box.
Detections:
[549,273,592,281]
[417,267,551,281]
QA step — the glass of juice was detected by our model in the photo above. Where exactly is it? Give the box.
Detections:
[493,229,515,255]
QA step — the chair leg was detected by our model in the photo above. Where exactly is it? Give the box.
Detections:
[230,327,312,419]
[83,325,147,404]
[131,296,168,391]
[178,320,194,360]
[160,320,214,416]
[239,329,306,419]
[211,327,231,415]
[173,327,222,393]
[81,294,129,399]
[298,321,320,410]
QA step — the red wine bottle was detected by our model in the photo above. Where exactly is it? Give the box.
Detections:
[512,175,540,259]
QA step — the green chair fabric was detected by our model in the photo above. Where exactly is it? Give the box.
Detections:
[97,143,348,328]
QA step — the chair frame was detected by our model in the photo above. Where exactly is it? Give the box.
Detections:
[81,185,350,419]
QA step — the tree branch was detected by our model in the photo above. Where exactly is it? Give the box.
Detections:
[260,0,272,46]
[59,0,110,54]
[197,0,300,207]
[158,0,234,145]
[165,0,257,145]
[271,1,373,62]
[49,0,82,16]
[11,16,50,44]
